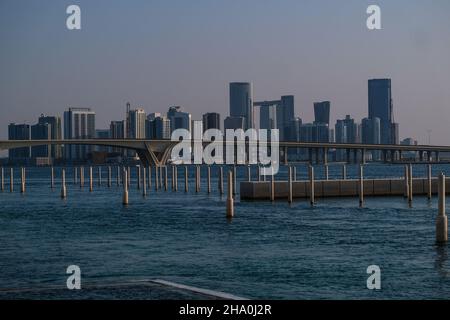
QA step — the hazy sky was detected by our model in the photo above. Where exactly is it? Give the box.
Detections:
[1,0,450,145]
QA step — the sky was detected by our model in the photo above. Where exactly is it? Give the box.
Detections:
[1,0,450,146]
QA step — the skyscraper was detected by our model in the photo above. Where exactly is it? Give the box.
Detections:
[314,101,330,125]
[368,79,393,144]
[110,120,125,154]
[31,122,51,161]
[167,106,192,134]
[128,109,147,139]
[8,123,31,162]
[362,117,381,160]
[63,108,96,161]
[146,116,171,139]
[229,82,253,130]
[202,112,221,132]
[277,95,295,140]
[224,116,245,130]
[38,115,62,160]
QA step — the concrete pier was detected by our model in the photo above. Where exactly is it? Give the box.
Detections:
[226,170,234,218]
[342,165,347,180]
[108,166,112,187]
[240,176,447,200]
[20,167,25,194]
[207,166,211,194]
[427,164,432,200]
[123,169,129,205]
[219,166,224,195]
[51,167,55,189]
[155,166,159,191]
[270,174,275,202]
[61,169,67,199]
[98,167,102,186]
[309,166,314,205]
[164,166,168,191]
[408,164,413,204]
[89,167,93,192]
[184,166,189,192]
[74,167,78,184]
[436,173,448,243]
[148,166,152,189]
[142,167,147,197]
[174,166,178,192]
[359,165,364,207]
[195,166,200,193]
[10,168,13,192]
[247,166,251,182]
[288,166,293,204]
[233,166,237,196]
[127,167,131,187]
[80,167,84,188]
[404,166,409,199]
[325,165,329,181]
[137,166,141,190]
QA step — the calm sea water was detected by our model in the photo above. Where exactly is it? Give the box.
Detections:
[0,163,449,299]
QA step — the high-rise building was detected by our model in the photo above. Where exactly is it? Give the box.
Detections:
[167,106,191,134]
[146,116,171,139]
[128,109,146,139]
[38,115,62,160]
[362,117,381,160]
[368,79,393,144]
[8,123,31,162]
[202,112,221,132]
[110,120,125,154]
[314,101,330,125]
[224,116,245,130]
[254,95,294,140]
[63,108,96,161]
[230,82,253,130]
[277,95,295,140]
[31,122,51,160]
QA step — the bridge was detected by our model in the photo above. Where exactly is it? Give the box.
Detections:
[1,139,450,166]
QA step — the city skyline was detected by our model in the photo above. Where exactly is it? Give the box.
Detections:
[1,0,450,146]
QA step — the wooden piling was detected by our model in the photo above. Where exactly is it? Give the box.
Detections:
[195,166,200,193]
[233,166,237,196]
[325,164,329,181]
[342,165,346,180]
[247,165,251,182]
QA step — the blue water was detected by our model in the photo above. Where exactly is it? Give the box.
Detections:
[0,163,449,299]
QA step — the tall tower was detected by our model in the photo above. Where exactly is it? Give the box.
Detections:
[368,79,393,144]
[229,82,253,130]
